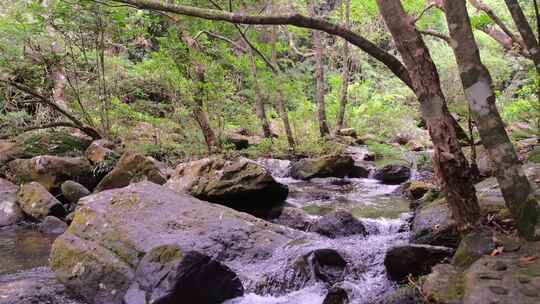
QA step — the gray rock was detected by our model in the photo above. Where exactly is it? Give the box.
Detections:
[323,285,350,304]
[124,249,243,304]
[94,152,168,192]
[411,199,460,248]
[0,267,86,304]
[290,155,354,180]
[17,182,66,220]
[382,286,422,304]
[166,157,288,212]
[272,207,313,231]
[309,210,367,238]
[384,244,454,281]
[50,182,304,304]
[39,216,67,234]
[452,229,496,268]
[61,180,90,205]
[422,263,463,304]
[373,164,411,184]
[0,178,22,227]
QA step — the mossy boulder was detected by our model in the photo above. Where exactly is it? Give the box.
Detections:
[411,198,460,247]
[49,182,305,304]
[382,286,422,304]
[405,181,434,200]
[94,152,168,192]
[290,154,354,180]
[61,180,90,205]
[422,263,464,304]
[308,210,367,238]
[17,182,66,220]
[0,178,23,226]
[0,130,90,166]
[166,157,288,212]
[8,156,94,191]
[452,230,496,269]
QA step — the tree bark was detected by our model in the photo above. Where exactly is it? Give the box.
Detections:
[377,0,480,231]
[336,0,351,131]
[193,65,220,154]
[246,42,272,138]
[271,25,296,148]
[313,29,330,137]
[444,0,539,239]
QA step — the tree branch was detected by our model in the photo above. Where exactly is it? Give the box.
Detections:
[105,0,414,89]
[420,29,451,42]
[194,30,247,52]
[414,3,437,24]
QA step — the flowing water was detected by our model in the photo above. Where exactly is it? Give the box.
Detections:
[0,151,412,304]
[225,157,412,304]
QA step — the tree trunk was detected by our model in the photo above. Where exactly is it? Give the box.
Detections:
[444,0,539,239]
[336,0,351,131]
[313,29,330,137]
[193,65,220,154]
[376,0,480,231]
[246,44,272,138]
[271,25,296,148]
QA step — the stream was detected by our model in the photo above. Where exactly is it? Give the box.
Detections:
[0,151,413,304]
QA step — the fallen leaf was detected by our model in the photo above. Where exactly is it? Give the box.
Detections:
[490,246,504,256]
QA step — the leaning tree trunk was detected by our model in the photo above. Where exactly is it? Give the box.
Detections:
[444,0,539,239]
[376,0,480,231]
[246,40,272,138]
[193,65,220,154]
[336,0,351,131]
[313,29,330,137]
[271,24,296,148]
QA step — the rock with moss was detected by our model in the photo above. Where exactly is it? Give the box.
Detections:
[290,155,354,180]
[461,241,540,304]
[384,244,454,281]
[61,180,90,205]
[39,216,68,234]
[8,156,94,191]
[452,230,496,269]
[271,207,313,231]
[50,182,305,304]
[16,182,66,220]
[382,286,422,304]
[422,263,464,304]
[0,131,91,167]
[411,198,460,248]
[166,157,288,212]
[94,152,168,192]
[405,181,434,200]
[0,178,23,226]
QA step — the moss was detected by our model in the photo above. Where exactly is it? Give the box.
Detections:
[527,147,540,163]
[302,204,334,216]
[19,130,90,158]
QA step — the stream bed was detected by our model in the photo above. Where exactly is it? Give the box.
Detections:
[0,155,413,304]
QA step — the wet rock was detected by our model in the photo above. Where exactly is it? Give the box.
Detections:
[384,244,454,281]
[39,216,67,234]
[0,267,86,304]
[8,156,94,191]
[166,157,288,212]
[0,178,23,227]
[452,230,496,268]
[405,181,433,200]
[323,285,350,304]
[411,198,460,248]
[422,263,464,304]
[382,286,422,304]
[61,180,90,205]
[309,210,367,238]
[297,249,348,287]
[373,164,411,184]
[84,139,118,165]
[50,182,302,304]
[348,162,372,178]
[271,207,313,231]
[17,182,66,220]
[290,155,354,180]
[124,248,243,304]
[94,152,168,192]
